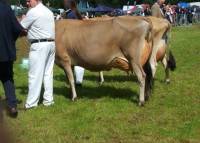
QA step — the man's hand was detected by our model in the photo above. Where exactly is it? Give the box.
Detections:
[20,29,28,37]
[17,14,26,22]
[21,14,26,20]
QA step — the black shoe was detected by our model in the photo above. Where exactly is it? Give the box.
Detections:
[7,107,18,118]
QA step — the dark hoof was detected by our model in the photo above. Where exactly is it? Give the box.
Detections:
[71,97,77,102]
[165,79,170,84]
[99,81,104,86]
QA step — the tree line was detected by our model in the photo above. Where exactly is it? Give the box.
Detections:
[10,0,200,8]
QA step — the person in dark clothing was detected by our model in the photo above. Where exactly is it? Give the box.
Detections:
[64,0,83,20]
[0,0,24,118]
[144,6,151,16]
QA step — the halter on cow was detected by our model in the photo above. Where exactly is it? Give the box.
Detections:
[55,16,153,106]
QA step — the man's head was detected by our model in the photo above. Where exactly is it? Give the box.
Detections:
[157,0,165,5]
[26,0,41,8]
[64,0,76,10]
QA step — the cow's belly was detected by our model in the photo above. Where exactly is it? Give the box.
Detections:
[156,40,166,61]
[140,40,152,66]
[69,45,125,71]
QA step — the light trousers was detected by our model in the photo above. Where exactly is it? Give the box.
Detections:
[25,42,55,108]
[74,66,84,84]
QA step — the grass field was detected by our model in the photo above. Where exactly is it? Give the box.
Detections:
[1,25,200,143]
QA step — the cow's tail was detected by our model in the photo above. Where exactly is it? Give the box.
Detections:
[143,59,154,101]
[167,50,176,71]
[165,22,176,71]
[143,20,154,100]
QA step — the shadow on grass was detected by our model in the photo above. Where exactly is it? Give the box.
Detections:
[54,74,138,83]
[16,73,140,104]
[54,84,139,104]
[85,74,137,83]
[16,84,139,104]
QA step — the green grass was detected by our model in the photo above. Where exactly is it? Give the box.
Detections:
[1,25,200,143]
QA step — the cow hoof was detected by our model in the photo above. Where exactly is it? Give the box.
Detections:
[72,97,77,102]
[138,101,145,107]
[165,79,170,84]
[99,81,104,86]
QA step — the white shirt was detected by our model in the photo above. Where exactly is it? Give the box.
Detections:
[21,3,55,40]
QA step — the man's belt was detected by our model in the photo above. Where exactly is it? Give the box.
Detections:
[30,39,54,44]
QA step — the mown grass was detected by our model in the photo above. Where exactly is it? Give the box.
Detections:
[1,25,200,143]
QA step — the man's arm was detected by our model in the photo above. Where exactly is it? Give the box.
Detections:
[20,9,38,30]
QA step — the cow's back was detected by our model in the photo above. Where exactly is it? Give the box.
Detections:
[56,19,123,70]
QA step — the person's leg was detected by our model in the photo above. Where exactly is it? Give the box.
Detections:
[0,62,17,108]
[74,66,85,85]
[25,44,46,109]
[43,42,55,106]
[0,62,17,117]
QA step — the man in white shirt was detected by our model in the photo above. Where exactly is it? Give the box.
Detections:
[21,0,55,109]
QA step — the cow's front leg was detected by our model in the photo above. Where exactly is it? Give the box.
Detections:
[63,63,77,101]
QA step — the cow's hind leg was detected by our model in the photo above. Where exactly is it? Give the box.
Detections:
[62,62,77,101]
[149,57,157,78]
[161,54,170,83]
[131,63,146,106]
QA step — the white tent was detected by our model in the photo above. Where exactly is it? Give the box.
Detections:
[190,2,200,7]
[123,5,136,14]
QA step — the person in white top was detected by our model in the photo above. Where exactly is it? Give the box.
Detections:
[21,0,55,109]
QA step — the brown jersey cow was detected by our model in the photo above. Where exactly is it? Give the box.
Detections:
[55,16,153,106]
[98,16,176,84]
[148,16,176,83]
